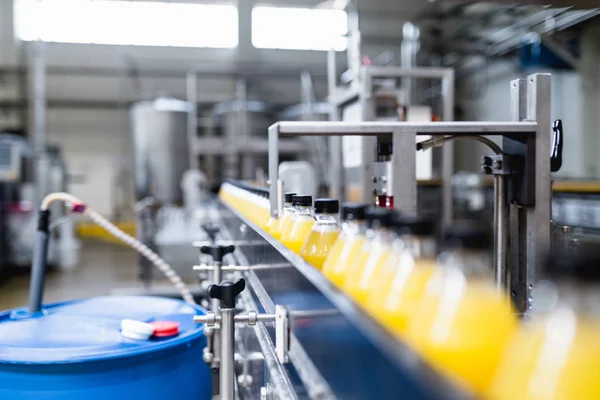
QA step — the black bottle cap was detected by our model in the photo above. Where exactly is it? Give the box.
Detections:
[314,199,339,214]
[365,207,395,229]
[284,192,297,203]
[342,203,368,221]
[545,249,600,282]
[442,222,490,250]
[393,214,436,236]
[292,195,312,207]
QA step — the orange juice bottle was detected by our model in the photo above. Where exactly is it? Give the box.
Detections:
[300,199,341,269]
[366,215,437,332]
[280,195,314,253]
[343,208,395,305]
[270,192,296,239]
[322,203,368,287]
[489,249,600,400]
[405,223,517,395]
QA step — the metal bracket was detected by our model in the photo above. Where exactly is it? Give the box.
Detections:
[194,305,290,364]
[481,154,524,176]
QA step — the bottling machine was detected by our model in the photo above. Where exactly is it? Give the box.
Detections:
[188,73,561,399]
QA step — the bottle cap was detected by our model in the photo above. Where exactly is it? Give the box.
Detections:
[150,321,181,338]
[292,195,312,207]
[284,192,297,203]
[393,214,436,236]
[342,203,368,221]
[121,319,155,341]
[442,221,490,250]
[365,207,395,229]
[314,199,339,214]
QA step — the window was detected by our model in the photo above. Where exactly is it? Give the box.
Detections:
[14,0,238,48]
[252,6,347,51]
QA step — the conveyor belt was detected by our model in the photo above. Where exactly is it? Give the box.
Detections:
[218,201,473,400]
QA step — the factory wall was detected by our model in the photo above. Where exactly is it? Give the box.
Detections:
[0,0,418,218]
[456,58,586,179]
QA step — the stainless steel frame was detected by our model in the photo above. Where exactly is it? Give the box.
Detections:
[327,65,455,226]
[269,73,551,314]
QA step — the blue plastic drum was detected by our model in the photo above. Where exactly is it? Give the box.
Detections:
[0,296,211,400]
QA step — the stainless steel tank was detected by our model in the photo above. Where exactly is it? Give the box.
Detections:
[214,100,272,180]
[131,98,190,204]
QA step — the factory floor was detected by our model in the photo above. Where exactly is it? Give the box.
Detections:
[0,240,140,311]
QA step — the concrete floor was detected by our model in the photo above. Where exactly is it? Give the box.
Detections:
[0,240,140,311]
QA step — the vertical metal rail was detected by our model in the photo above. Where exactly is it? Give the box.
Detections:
[493,175,508,290]
[525,73,552,312]
[441,70,455,228]
[220,308,235,400]
[29,39,47,205]
[186,71,199,170]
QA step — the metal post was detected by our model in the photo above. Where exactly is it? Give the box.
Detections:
[268,125,280,218]
[186,71,199,170]
[441,70,455,228]
[219,308,235,400]
[359,67,376,203]
[29,39,47,205]
[327,48,337,100]
[212,262,222,312]
[400,22,420,104]
[391,128,417,214]
[525,73,552,313]
[493,175,508,290]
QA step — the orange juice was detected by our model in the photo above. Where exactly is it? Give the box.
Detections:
[489,313,600,400]
[300,199,341,269]
[322,204,368,286]
[365,216,438,332]
[281,218,314,253]
[270,192,296,239]
[488,249,600,400]
[404,224,516,395]
[273,211,292,240]
[280,195,313,253]
[343,208,395,305]
[406,276,516,394]
[324,234,366,287]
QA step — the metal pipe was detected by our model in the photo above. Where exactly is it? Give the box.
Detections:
[494,175,508,291]
[29,40,47,205]
[219,308,235,400]
[186,71,199,170]
[212,262,222,312]
[28,209,51,313]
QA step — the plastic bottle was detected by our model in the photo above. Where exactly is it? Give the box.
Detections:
[300,199,341,269]
[269,192,296,239]
[322,204,368,287]
[488,250,600,400]
[343,207,395,305]
[405,223,517,395]
[366,215,437,332]
[280,195,314,253]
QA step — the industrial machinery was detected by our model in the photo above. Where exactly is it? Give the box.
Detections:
[184,73,559,398]
[0,133,78,274]
[5,71,597,400]
[326,24,455,225]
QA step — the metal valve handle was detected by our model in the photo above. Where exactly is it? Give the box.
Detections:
[208,278,246,309]
[551,119,563,173]
[200,244,235,263]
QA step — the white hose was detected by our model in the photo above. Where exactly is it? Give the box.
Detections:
[41,192,196,305]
